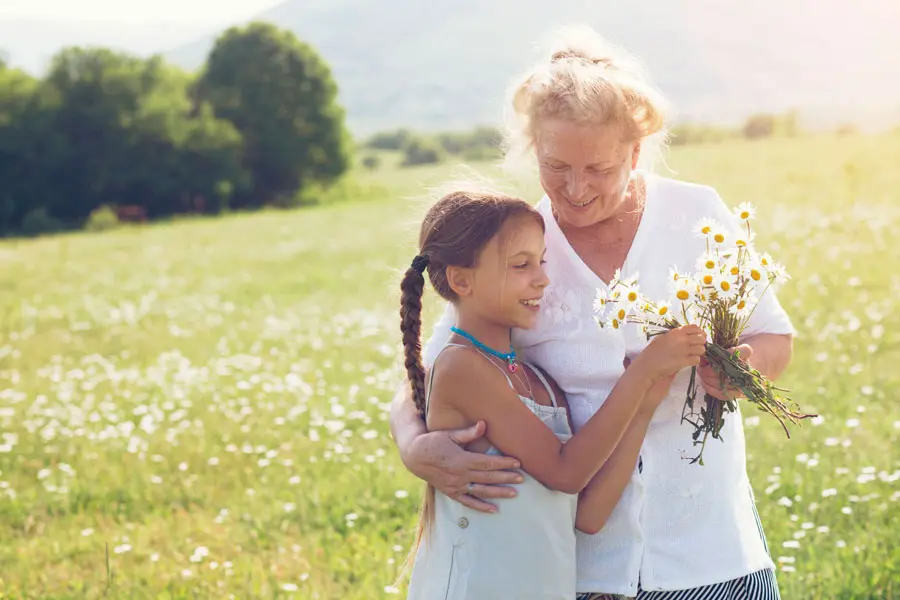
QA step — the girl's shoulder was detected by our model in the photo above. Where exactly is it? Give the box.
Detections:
[429,345,514,405]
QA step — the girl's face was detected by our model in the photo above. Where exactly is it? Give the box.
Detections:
[456,213,549,330]
[534,119,640,230]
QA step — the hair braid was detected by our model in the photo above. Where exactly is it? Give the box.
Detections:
[400,265,427,416]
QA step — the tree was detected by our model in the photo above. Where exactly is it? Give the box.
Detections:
[742,114,776,140]
[196,22,350,208]
[0,65,41,233]
[401,137,443,166]
[0,47,249,233]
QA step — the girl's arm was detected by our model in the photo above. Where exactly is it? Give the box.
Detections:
[389,380,524,513]
[574,407,652,534]
[440,327,704,494]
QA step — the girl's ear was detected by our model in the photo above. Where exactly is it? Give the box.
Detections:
[446,265,474,298]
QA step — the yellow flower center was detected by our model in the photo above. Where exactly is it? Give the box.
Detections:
[658,306,668,316]
[701,225,712,234]
[751,269,761,281]
[720,281,731,292]
[761,257,769,266]
[617,308,626,320]
[736,239,747,247]
[676,290,690,301]
[705,260,715,269]
[740,211,750,220]
[737,300,746,310]
[627,291,638,302]
[612,319,620,329]
[702,274,713,285]
[730,266,740,276]
[714,233,725,243]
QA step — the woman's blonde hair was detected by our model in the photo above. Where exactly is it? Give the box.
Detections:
[502,25,670,172]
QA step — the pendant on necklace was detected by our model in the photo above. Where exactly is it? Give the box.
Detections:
[508,362,518,373]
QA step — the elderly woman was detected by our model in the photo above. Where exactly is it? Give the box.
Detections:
[390,25,793,600]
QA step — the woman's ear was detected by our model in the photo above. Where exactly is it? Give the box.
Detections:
[446,265,474,298]
[631,142,642,170]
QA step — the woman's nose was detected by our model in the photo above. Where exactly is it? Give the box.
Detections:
[566,173,588,200]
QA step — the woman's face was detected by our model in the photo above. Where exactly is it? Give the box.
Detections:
[534,119,640,230]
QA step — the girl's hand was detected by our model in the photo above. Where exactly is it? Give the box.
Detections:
[632,325,706,382]
[699,344,754,401]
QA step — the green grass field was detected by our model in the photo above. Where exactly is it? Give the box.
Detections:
[1,133,898,598]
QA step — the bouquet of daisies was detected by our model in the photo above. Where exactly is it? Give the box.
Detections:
[595,203,815,464]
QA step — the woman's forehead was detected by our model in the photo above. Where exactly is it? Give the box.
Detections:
[534,120,630,163]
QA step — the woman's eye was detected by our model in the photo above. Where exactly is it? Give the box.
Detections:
[514,262,528,269]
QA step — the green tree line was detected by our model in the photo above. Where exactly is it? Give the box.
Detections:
[0,22,350,236]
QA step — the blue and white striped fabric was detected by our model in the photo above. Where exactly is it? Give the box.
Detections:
[576,568,779,600]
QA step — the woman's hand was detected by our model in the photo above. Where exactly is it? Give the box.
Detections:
[402,420,524,513]
[699,343,753,401]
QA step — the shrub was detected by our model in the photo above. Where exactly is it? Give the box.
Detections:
[85,205,121,232]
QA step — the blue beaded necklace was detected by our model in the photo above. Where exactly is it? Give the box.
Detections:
[450,326,519,373]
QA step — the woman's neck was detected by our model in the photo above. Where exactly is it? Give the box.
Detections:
[452,310,514,353]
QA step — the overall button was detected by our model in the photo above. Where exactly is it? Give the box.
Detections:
[457,517,469,529]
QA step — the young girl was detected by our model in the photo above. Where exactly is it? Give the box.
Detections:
[400,188,705,599]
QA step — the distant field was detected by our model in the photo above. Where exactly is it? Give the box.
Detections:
[0,133,898,598]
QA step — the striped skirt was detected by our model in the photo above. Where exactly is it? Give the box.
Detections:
[576,567,780,600]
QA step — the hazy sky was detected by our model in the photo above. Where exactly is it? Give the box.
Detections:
[0,0,284,23]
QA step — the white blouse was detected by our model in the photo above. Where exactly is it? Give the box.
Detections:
[422,174,795,595]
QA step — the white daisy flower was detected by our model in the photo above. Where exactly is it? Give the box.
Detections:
[710,226,729,246]
[768,261,791,285]
[593,289,610,315]
[712,273,738,299]
[729,296,758,319]
[733,231,755,249]
[670,276,697,304]
[696,253,720,273]
[655,301,672,319]
[698,271,716,288]
[620,283,641,307]
[734,202,756,222]
[694,217,720,238]
[604,317,622,331]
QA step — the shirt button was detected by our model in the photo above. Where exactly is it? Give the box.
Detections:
[457,517,469,529]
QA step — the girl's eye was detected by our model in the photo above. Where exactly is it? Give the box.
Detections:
[540,259,548,266]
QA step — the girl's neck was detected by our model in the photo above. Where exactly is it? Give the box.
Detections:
[453,310,514,353]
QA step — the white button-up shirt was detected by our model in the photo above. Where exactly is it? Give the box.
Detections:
[423,174,794,595]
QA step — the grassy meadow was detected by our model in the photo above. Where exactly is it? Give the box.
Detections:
[0,133,899,598]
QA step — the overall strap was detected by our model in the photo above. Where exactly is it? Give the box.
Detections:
[528,364,558,408]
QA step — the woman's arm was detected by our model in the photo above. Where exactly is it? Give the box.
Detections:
[389,379,524,513]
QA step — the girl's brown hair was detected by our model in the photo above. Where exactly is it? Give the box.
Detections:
[398,187,544,578]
